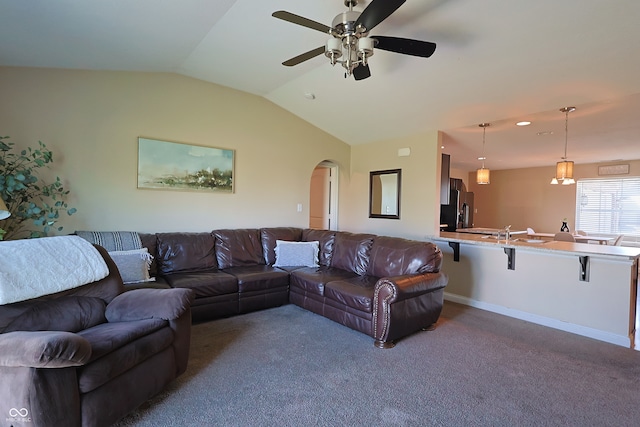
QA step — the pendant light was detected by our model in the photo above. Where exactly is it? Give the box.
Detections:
[551,107,576,185]
[476,123,490,185]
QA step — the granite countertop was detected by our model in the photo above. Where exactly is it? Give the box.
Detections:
[431,231,640,260]
[454,227,528,236]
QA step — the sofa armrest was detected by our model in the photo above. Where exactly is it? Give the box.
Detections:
[375,272,448,304]
[105,288,194,322]
[373,272,448,347]
[0,331,91,368]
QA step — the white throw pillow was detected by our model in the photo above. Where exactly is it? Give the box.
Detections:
[108,248,155,284]
[273,240,319,267]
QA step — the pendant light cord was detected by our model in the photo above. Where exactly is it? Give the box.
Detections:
[560,106,575,160]
[482,126,486,168]
[479,123,490,167]
[563,109,568,160]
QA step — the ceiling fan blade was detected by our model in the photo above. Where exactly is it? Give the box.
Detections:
[282,46,325,67]
[272,11,332,34]
[373,36,437,58]
[353,64,371,81]
[355,0,406,32]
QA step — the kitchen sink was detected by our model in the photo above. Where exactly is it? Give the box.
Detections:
[512,238,549,244]
[481,236,549,244]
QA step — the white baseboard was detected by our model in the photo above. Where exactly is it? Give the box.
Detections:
[444,292,633,349]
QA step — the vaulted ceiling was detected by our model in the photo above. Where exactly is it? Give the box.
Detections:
[1,0,639,170]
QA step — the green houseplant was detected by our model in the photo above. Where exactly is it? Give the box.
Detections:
[0,135,77,240]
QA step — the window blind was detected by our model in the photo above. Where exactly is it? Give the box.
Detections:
[575,178,640,239]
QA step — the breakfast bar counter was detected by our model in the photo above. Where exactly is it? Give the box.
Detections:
[430,232,640,349]
[435,231,640,260]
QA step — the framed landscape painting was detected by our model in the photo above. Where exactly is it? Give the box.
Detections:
[137,137,234,193]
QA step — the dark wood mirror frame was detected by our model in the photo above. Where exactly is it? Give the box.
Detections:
[369,169,401,219]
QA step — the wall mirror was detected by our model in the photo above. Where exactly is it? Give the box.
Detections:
[369,169,401,219]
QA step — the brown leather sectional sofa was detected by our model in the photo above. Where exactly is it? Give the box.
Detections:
[140,227,448,348]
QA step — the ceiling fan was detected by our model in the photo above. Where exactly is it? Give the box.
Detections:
[272,0,436,81]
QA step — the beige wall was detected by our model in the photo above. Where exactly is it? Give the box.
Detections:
[467,160,640,232]
[0,67,351,234]
[0,66,444,239]
[5,66,634,240]
[345,132,442,240]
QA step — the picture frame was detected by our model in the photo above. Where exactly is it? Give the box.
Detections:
[137,137,234,193]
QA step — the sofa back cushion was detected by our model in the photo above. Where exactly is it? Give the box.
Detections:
[330,232,376,275]
[366,236,443,278]
[260,227,303,265]
[0,245,125,331]
[301,229,336,267]
[156,232,217,275]
[3,296,106,333]
[213,229,263,269]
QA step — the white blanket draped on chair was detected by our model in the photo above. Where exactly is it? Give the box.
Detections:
[0,235,109,305]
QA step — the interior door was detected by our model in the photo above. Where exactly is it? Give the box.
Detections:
[309,166,330,229]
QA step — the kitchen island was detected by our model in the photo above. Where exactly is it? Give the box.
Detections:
[431,232,640,349]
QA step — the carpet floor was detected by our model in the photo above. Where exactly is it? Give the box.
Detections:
[114,301,640,426]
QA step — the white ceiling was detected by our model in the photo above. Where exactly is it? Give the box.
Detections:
[1,0,639,171]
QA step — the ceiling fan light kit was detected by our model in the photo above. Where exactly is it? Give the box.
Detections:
[273,0,436,81]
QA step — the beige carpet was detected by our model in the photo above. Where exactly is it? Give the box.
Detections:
[115,301,640,426]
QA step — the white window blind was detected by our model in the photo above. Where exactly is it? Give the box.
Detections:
[575,178,640,239]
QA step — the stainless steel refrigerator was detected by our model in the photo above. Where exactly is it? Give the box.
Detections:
[440,178,474,231]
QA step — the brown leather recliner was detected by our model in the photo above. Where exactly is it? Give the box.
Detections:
[0,244,194,427]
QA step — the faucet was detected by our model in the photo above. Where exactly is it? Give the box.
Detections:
[504,225,511,241]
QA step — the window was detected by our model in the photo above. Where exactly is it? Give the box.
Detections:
[575,178,640,243]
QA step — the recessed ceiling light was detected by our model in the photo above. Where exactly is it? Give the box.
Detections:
[516,121,531,126]
[537,131,554,136]
[478,156,486,161]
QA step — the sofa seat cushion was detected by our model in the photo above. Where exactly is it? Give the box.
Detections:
[290,266,358,297]
[77,323,173,393]
[222,265,290,293]
[324,276,378,313]
[162,270,238,299]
